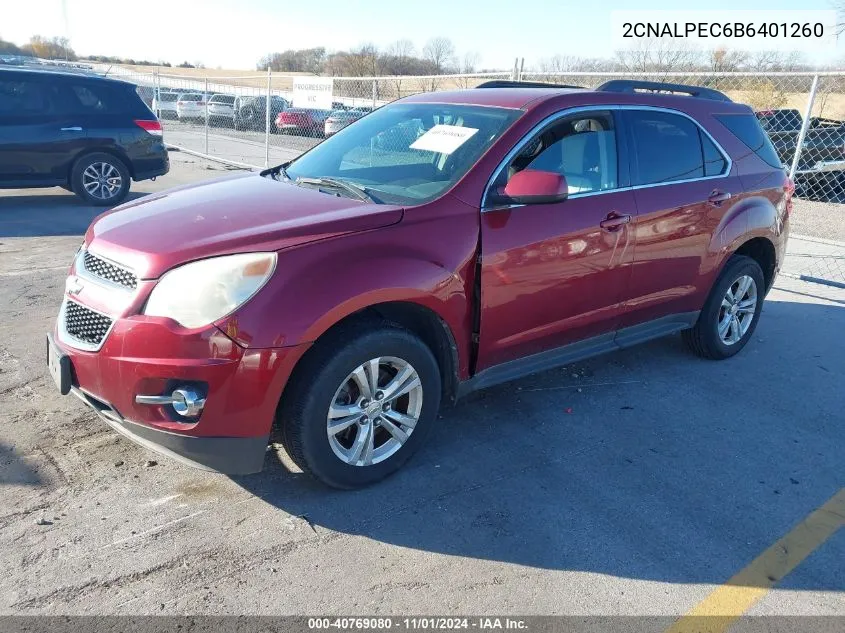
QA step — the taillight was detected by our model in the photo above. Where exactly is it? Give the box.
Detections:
[198,101,205,106]
[784,176,795,216]
[135,120,163,137]
[177,101,184,105]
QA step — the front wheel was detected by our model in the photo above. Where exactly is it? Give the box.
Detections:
[683,255,765,360]
[279,323,441,489]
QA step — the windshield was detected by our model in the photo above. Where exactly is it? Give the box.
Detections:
[284,103,520,205]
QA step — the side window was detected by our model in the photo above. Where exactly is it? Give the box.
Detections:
[628,110,725,185]
[54,83,117,115]
[0,79,52,115]
[72,85,106,111]
[505,111,618,195]
[701,132,728,176]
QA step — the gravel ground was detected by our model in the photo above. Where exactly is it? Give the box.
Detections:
[0,154,843,618]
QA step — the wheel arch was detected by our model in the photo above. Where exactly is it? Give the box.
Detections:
[710,195,779,293]
[733,236,777,292]
[283,299,462,408]
[69,146,134,182]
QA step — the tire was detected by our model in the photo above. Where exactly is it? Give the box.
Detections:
[683,255,765,360]
[71,152,131,206]
[279,322,442,489]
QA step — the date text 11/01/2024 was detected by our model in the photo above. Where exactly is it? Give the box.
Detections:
[307,617,528,630]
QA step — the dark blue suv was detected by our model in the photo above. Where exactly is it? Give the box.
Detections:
[0,66,169,205]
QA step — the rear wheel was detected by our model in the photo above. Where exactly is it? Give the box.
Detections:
[683,255,765,360]
[70,153,130,206]
[279,323,441,489]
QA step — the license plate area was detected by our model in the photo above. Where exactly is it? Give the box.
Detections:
[47,334,72,395]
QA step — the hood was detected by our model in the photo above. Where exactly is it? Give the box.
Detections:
[84,173,403,279]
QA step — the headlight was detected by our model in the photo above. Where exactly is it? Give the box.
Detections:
[143,253,276,328]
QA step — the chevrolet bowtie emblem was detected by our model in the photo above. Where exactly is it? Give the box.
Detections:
[66,277,84,295]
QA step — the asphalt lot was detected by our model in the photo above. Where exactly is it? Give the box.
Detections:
[0,153,843,619]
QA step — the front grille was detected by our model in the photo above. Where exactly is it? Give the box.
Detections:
[83,251,137,289]
[64,301,113,346]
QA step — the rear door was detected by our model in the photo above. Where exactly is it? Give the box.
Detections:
[477,109,637,369]
[0,74,88,185]
[617,108,742,330]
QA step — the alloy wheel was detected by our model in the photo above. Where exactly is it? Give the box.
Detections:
[717,274,757,345]
[326,356,423,467]
[82,162,123,201]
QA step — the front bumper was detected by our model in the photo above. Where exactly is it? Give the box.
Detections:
[71,386,269,474]
[52,304,309,474]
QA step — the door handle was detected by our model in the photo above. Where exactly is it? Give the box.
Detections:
[599,213,632,231]
[708,190,732,205]
[60,126,83,132]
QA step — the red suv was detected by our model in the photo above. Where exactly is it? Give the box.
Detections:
[47,80,792,488]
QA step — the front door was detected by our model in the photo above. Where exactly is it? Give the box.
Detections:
[477,109,636,370]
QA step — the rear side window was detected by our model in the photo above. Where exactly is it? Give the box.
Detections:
[716,114,784,169]
[71,85,109,112]
[626,110,728,185]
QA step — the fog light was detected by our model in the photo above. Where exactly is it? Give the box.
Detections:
[135,387,206,417]
[171,389,205,417]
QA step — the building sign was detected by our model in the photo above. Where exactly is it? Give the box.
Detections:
[293,77,334,109]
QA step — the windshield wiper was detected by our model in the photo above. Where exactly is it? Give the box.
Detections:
[295,177,380,203]
[271,164,290,181]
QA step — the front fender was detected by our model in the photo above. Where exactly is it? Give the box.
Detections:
[216,233,476,365]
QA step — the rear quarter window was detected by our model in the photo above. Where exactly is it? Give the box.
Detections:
[716,114,784,169]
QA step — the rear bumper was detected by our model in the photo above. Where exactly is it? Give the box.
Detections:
[72,387,269,474]
[134,155,170,182]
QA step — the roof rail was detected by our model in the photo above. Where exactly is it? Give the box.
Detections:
[597,80,732,102]
[475,80,585,90]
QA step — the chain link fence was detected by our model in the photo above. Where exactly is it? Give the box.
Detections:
[108,65,845,288]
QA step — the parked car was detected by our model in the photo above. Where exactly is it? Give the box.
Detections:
[756,108,845,199]
[324,109,367,137]
[48,80,791,488]
[233,95,289,132]
[275,107,331,136]
[151,89,179,120]
[175,93,209,122]
[207,94,236,126]
[0,66,168,205]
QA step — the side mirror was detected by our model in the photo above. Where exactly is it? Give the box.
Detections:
[502,169,568,205]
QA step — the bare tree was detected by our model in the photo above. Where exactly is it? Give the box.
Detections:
[748,50,806,72]
[384,39,416,97]
[422,37,456,74]
[422,37,456,91]
[385,39,415,63]
[614,39,701,77]
[709,48,749,72]
[455,51,480,88]
[835,1,845,35]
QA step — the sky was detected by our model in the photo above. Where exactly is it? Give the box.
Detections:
[2,0,843,70]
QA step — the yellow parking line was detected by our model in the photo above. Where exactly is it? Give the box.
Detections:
[666,488,845,633]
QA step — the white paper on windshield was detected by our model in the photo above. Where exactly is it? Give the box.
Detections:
[410,125,479,154]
